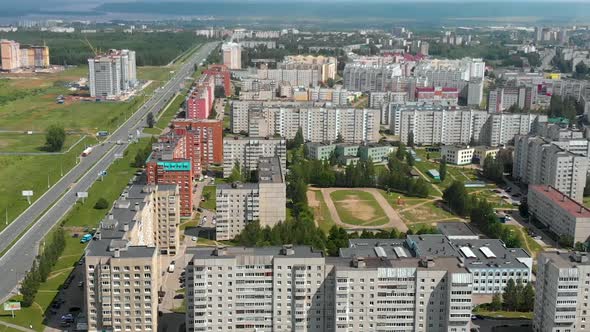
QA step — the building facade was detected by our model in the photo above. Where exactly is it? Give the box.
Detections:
[222,137,287,178]
[222,42,241,70]
[528,185,590,244]
[216,157,286,240]
[89,49,137,99]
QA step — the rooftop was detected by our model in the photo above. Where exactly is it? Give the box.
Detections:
[540,251,590,268]
[188,245,324,259]
[530,185,590,217]
[257,157,284,183]
[437,222,478,238]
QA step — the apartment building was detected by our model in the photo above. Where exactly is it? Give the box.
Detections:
[528,185,590,244]
[345,235,532,295]
[533,251,590,332]
[487,86,532,112]
[390,105,489,146]
[146,135,195,217]
[308,86,349,105]
[84,183,180,332]
[203,64,231,98]
[185,244,474,332]
[257,68,320,88]
[415,87,459,106]
[186,73,215,119]
[513,136,589,202]
[171,119,224,167]
[222,42,241,70]
[343,63,403,92]
[231,102,380,144]
[1,39,20,71]
[215,157,285,240]
[483,113,547,146]
[222,137,286,178]
[279,55,337,82]
[88,49,137,98]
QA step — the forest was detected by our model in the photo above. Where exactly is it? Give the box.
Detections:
[0,31,207,66]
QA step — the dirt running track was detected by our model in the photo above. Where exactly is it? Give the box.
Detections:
[320,188,408,232]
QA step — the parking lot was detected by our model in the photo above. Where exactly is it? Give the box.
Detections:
[44,261,86,331]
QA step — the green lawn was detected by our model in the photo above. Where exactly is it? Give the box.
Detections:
[0,133,83,153]
[0,139,150,331]
[311,190,336,233]
[61,139,149,228]
[473,308,533,319]
[0,136,97,234]
[329,190,388,227]
[377,189,428,209]
[143,94,184,135]
[413,148,480,190]
[200,186,216,211]
[504,224,544,257]
[399,200,456,224]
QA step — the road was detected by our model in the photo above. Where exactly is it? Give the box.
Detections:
[0,41,219,302]
[538,47,556,71]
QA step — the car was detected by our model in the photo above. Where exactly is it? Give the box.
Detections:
[174,294,185,299]
[534,236,542,240]
[78,281,84,287]
[192,236,198,241]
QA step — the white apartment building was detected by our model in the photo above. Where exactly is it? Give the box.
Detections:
[186,245,474,332]
[231,102,380,144]
[528,185,590,244]
[257,68,320,88]
[441,146,475,165]
[222,42,241,70]
[215,157,285,240]
[280,55,337,82]
[484,113,547,146]
[84,183,180,332]
[534,251,590,332]
[222,137,287,178]
[513,136,589,202]
[390,105,489,146]
[88,49,137,98]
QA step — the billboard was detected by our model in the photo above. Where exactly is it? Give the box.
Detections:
[3,302,21,311]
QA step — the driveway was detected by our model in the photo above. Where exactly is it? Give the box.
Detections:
[320,187,408,232]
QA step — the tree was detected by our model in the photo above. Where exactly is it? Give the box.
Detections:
[490,293,502,311]
[443,181,470,215]
[575,61,589,76]
[288,127,304,150]
[518,199,529,217]
[395,143,406,160]
[146,112,155,128]
[326,78,335,88]
[503,279,518,311]
[214,86,226,98]
[228,161,245,182]
[407,131,415,148]
[521,282,535,312]
[94,197,109,210]
[483,155,504,183]
[335,132,344,143]
[406,151,415,167]
[559,234,574,248]
[45,124,66,152]
[439,157,447,181]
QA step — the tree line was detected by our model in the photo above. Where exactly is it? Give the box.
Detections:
[235,143,438,255]
[0,31,207,66]
[20,227,66,307]
[443,181,522,248]
[547,95,584,123]
[487,279,535,312]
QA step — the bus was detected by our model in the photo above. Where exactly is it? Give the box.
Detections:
[81,147,93,157]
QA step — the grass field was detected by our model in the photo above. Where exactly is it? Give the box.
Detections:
[143,94,184,135]
[0,136,97,234]
[307,190,336,233]
[0,139,149,331]
[200,186,216,211]
[0,133,83,153]
[329,190,388,227]
[399,200,457,224]
[504,224,544,257]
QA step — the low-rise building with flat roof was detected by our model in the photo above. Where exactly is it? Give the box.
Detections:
[528,185,590,245]
[441,145,475,165]
[305,142,336,160]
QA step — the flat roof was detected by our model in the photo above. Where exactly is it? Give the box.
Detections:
[437,222,477,237]
[530,185,590,218]
[188,246,325,259]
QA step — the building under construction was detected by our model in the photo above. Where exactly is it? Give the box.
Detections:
[1,39,50,71]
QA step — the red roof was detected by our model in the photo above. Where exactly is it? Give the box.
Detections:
[530,185,590,217]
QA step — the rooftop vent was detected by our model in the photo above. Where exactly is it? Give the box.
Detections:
[281,244,295,256]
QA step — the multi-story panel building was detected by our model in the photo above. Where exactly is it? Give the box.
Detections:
[0,39,20,71]
[483,113,547,146]
[231,102,380,144]
[528,185,590,244]
[345,235,532,295]
[146,135,195,217]
[171,119,224,167]
[88,49,137,98]
[222,137,286,178]
[185,244,475,332]
[279,55,337,83]
[216,157,285,240]
[513,136,589,202]
[84,183,180,331]
[186,74,215,119]
[222,42,241,70]
[533,251,590,332]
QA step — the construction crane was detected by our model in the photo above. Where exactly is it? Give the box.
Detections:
[81,36,99,56]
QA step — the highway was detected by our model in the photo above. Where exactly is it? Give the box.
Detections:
[0,41,219,301]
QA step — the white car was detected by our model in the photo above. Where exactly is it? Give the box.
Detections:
[192,236,198,241]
